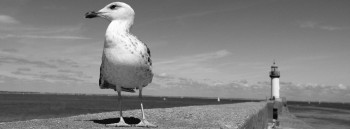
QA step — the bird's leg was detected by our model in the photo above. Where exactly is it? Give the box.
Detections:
[106,90,131,127]
[136,88,157,128]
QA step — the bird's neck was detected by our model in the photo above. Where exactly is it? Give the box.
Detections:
[104,20,133,48]
[106,20,133,35]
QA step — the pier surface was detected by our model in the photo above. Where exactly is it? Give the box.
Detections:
[0,102,267,129]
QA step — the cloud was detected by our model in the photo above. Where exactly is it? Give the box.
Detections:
[50,59,81,68]
[57,69,92,79]
[0,56,57,68]
[10,67,86,82]
[3,57,93,82]
[0,49,22,57]
[57,69,82,74]
[0,18,89,40]
[1,48,18,53]
[154,50,232,80]
[150,73,350,102]
[192,49,231,61]
[157,49,232,65]
[153,73,174,80]
[0,15,20,24]
[149,74,270,98]
[39,73,84,82]
[0,34,90,40]
[138,2,260,27]
[297,21,348,31]
[11,70,32,76]
[17,67,31,71]
[279,82,350,102]
[139,9,226,26]
[337,84,347,90]
[0,74,101,94]
[0,44,97,84]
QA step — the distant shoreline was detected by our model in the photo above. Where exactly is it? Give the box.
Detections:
[0,90,263,101]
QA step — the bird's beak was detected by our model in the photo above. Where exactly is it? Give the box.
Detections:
[85,11,100,18]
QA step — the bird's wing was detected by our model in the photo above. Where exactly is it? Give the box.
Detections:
[131,36,153,87]
[98,55,105,88]
[146,47,152,66]
[142,44,153,87]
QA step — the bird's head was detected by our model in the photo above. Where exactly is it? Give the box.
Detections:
[85,2,135,22]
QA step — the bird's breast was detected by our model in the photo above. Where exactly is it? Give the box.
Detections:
[102,44,153,88]
[103,47,140,66]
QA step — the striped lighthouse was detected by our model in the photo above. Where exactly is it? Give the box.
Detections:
[270,61,280,100]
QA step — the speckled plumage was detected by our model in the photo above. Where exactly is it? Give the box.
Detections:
[99,21,153,92]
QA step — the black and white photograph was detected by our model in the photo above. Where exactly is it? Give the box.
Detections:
[0,0,349,129]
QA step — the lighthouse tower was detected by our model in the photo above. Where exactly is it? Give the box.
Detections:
[270,61,280,100]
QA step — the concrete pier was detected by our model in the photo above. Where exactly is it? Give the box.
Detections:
[0,102,268,129]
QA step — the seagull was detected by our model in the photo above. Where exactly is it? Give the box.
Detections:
[85,2,156,127]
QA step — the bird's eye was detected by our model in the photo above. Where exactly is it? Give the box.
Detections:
[109,5,118,10]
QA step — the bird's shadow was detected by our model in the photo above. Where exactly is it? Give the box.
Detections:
[90,117,141,125]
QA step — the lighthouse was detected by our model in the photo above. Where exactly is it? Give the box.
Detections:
[270,61,280,100]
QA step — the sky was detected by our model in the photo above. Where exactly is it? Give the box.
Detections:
[0,0,349,102]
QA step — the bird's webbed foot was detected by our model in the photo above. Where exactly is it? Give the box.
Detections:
[106,117,131,127]
[135,119,157,128]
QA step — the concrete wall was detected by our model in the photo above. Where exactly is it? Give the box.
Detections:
[0,102,270,129]
[239,103,268,129]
